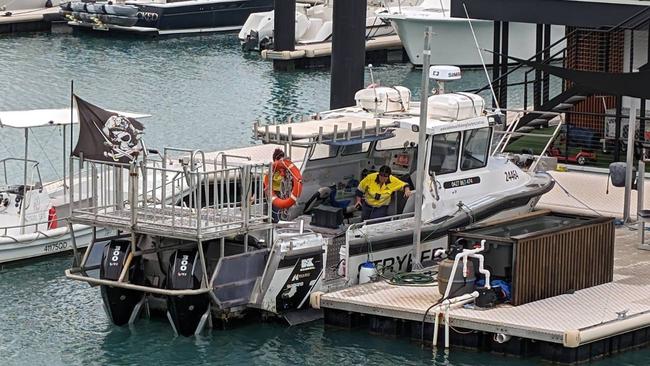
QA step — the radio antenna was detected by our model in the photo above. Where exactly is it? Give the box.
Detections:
[462,3,500,112]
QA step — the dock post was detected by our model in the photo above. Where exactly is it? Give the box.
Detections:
[273,0,296,71]
[330,0,367,109]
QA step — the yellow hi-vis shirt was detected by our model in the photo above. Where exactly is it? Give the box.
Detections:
[272,171,283,192]
[357,172,407,207]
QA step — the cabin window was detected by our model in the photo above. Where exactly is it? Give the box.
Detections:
[341,142,370,155]
[309,144,339,160]
[429,132,460,175]
[461,127,491,171]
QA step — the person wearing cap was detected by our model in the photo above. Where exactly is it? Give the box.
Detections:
[354,165,412,221]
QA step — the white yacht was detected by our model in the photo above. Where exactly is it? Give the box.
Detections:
[238,0,419,51]
[381,0,564,66]
[64,67,556,336]
[0,108,148,263]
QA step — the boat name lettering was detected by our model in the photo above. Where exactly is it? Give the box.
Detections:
[44,241,68,253]
[505,170,519,182]
[358,247,443,273]
[137,12,159,22]
[443,176,480,189]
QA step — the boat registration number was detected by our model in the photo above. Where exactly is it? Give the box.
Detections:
[505,170,519,182]
[44,241,68,253]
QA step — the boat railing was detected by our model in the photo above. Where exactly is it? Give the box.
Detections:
[341,212,415,281]
[0,157,43,190]
[253,117,394,146]
[0,216,68,238]
[67,155,272,241]
[492,109,564,172]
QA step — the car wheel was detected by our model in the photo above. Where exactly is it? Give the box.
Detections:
[577,156,586,165]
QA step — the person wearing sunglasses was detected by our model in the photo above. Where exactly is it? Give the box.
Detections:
[354,165,412,221]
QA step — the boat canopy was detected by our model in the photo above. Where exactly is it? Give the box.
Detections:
[255,116,399,142]
[0,108,150,129]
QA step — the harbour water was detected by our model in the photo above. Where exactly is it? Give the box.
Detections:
[0,31,648,365]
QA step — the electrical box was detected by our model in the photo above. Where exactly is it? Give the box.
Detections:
[311,205,344,229]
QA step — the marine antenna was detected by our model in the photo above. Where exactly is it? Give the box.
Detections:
[462,3,500,112]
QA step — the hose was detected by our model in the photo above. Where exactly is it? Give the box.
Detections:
[389,271,436,285]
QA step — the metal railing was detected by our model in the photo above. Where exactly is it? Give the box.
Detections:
[68,154,271,241]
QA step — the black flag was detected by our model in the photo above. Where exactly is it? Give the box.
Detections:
[72,95,145,164]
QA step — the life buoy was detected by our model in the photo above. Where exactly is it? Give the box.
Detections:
[48,206,58,230]
[263,158,303,209]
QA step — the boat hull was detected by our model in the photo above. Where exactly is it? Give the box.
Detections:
[0,224,101,264]
[68,0,274,35]
[387,16,564,66]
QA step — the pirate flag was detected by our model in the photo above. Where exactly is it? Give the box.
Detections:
[72,95,145,164]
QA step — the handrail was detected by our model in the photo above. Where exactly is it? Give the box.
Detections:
[0,157,43,188]
[473,6,650,95]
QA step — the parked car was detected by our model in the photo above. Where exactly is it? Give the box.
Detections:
[546,146,597,165]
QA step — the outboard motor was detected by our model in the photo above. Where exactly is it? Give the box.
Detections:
[166,249,210,337]
[100,240,145,326]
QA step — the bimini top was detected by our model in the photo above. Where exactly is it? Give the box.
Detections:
[255,116,399,142]
[0,108,150,129]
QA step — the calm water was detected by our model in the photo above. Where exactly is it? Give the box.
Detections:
[0,31,648,365]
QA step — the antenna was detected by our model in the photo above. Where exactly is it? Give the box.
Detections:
[462,3,500,112]
[368,64,380,117]
[368,63,376,85]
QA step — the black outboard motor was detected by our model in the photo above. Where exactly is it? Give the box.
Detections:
[100,240,145,326]
[166,249,210,337]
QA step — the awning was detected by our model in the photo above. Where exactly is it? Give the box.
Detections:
[0,108,150,129]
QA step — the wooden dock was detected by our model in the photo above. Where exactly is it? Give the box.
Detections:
[0,7,61,34]
[261,35,407,69]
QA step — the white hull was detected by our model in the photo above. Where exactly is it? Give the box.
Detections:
[341,195,540,286]
[388,16,564,66]
[1,0,60,11]
[0,224,99,263]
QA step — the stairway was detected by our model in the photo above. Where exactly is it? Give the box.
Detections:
[516,86,588,133]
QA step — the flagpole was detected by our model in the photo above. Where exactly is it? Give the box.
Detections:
[69,80,74,210]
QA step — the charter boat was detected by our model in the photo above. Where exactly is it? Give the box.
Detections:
[238,0,419,51]
[64,66,556,336]
[0,107,149,263]
[380,0,564,66]
[60,0,273,35]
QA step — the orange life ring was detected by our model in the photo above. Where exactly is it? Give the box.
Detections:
[263,158,303,209]
[48,206,58,230]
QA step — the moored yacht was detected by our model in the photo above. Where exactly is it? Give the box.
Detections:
[381,0,564,66]
[60,0,273,35]
[64,66,556,336]
[0,107,149,263]
[238,0,419,51]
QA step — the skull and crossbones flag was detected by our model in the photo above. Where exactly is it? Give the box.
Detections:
[72,95,145,164]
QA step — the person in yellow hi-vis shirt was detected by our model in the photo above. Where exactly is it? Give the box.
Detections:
[354,165,412,221]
